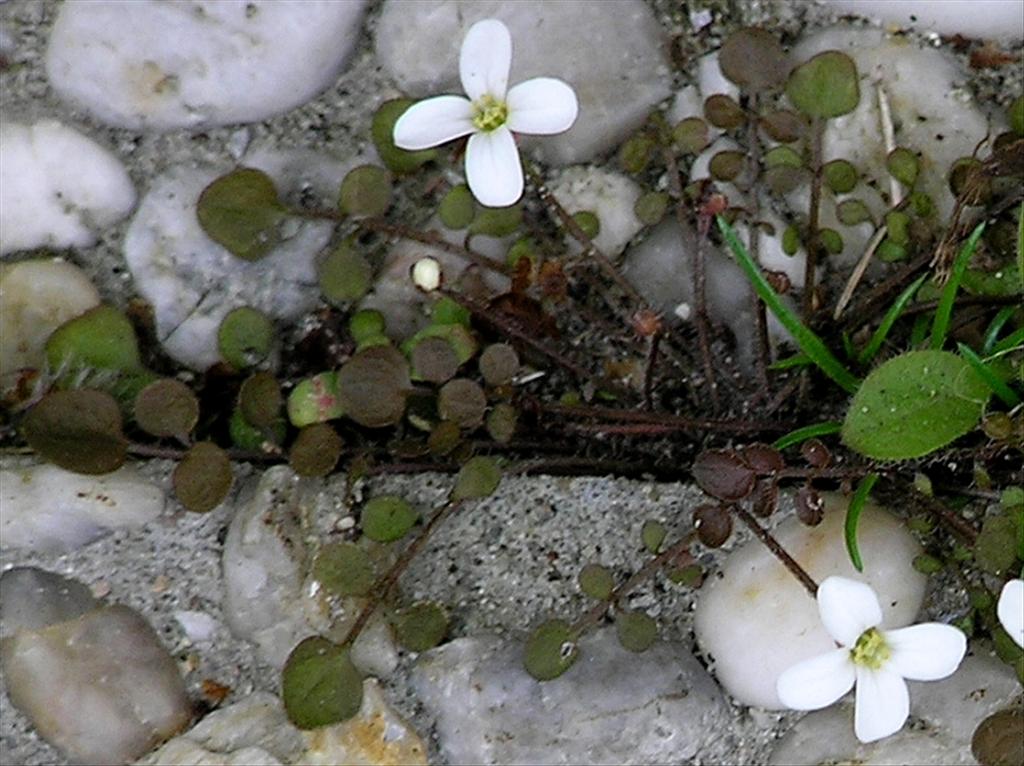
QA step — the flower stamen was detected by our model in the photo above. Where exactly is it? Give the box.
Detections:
[850,627,890,670]
[472,94,508,132]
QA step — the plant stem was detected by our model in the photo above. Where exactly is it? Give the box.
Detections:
[731,503,819,597]
[803,118,825,320]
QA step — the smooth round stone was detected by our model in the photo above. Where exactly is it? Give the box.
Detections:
[123,152,345,370]
[824,0,1024,40]
[0,121,135,256]
[0,259,100,379]
[45,0,369,130]
[375,0,671,166]
[0,462,166,554]
[0,567,99,639]
[550,166,644,258]
[694,494,926,709]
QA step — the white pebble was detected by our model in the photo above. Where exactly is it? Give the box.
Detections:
[0,121,135,256]
[824,0,1024,40]
[173,610,218,644]
[0,259,101,380]
[45,1,369,130]
[550,166,644,258]
[693,494,926,709]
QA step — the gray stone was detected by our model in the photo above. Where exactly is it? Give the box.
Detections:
[0,462,166,553]
[375,0,671,166]
[1,604,191,765]
[412,627,730,765]
[0,567,98,639]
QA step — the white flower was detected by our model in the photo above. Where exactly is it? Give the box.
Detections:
[776,576,966,743]
[392,18,578,208]
[997,578,1024,648]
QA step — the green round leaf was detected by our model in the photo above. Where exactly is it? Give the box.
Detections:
[709,150,745,181]
[134,378,199,437]
[46,304,142,374]
[885,210,911,246]
[836,199,873,226]
[313,541,374,597]
[523,619,579,681]
[972,710,1024,766]
[876,238,907,262]
[428,420,462,455]
[886,147,920,188]
[578,563,614,601]
[289,423,343,478]
[337,346,411,428]
[229,407,285,450]
[641,519,667,554]
[173,441,232,512]
[841,350,991,460]
[239,371,282,428]
[372,99,436,174]
[719,27,789,92]
[196,167,287,261]
[759,109,806,143]
[782,225,801,255]
[572,210,601,240]
[452,455,501,500]
[786,51,860,119]
[618,133,656,174]
[410,336,460,384]
[287,371,344,427]
[764,165,809,195]
[1009,95,1024,137]
[506,236,538,268]
[615,610,658,653]
[319,243,372,304]
[438,378,487,428]
[218,307,275,370]
[975,515,1020,575]
[23,389,127,475]
[479,343,520,387]
[439,184,476,229]
[338,164,392,218]
[703,94,745,129]
[349,310,386,343]
[282,637,363,729]
[634,191,669,226]
[819,228,844,255]
[823,159,858,194]
[391,601,448,652]
[763,145,803,169]
[469,202,522,237]
[485,402,518,444]
[672,117,710,154]
[361,495,417,542]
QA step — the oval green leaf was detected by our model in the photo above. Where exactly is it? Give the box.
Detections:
[313,541,374,597]
[196,167,287,261]
[523,619,579,681]
[615,610,658,653]
[173,441,233,512]
[23,389,128,475]
[282,637,363,729]
[451,455,501,500]
[134,378,200,437]
[289,423,343,478]
[361,495,418,542]
[218,306,275,370]
[391,601,448,652]
[786,51,860,120]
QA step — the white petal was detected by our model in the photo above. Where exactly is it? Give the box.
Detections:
[817,576,883,646]
[459,18,511,101]
[885,623,966,680]
[393,96,474,150]
[997,579,1024,648]
[776,649,856,710]
[854,667,909,743]
[465,127,522,208]
[506,77,579,135]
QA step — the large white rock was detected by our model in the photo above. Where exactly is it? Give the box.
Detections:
[0,121,135,256]
[412,628,731,765]
[0,567,98,639]
[375,0,671,166]
[123,148,361,370]
[0,259,101,380]
[550,166,644,258]
[45,1,369,131]
[694,494,927,709]
[0,462,166,553]
[825,0,1024,41]
[768,650,1021,765]
[1,604,191,765]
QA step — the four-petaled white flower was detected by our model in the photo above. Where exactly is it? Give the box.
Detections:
[776,576,966,743]
[997,578,1024,648]
[393,18,579,208]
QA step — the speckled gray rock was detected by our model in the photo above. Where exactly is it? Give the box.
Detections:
[1,602,191,765]
[768,650,1022,766]
[45,1,369,131]
[0,462,166,553]
[375,0,672,166]
[0,567,98,639]
[412,627,730,765]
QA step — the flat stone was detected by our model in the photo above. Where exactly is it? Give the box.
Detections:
[0,259,101,379]
[0,121,135,256]
[694,494,926,709]
[412,627,730,765]
[45,0,369,130]
[0,567,98,639]
[824,0,1024,40]
[1,604,191,765]
[0,462,166,553]
[375,0,671,166]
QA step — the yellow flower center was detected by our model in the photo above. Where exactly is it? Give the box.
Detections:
[850,627,891,670]
[472,94,508,132]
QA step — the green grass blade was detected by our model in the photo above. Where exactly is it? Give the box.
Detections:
[858,274,928,364]
[983,306,1018,355]
[1017,200,1023,289]
[846,473,878,573]
[717,216,860,393]
[957,342,1020,407]
[991,325,1024,356]
[773,421,842,450]
[930,221,986,350]
[770,353,813,371]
